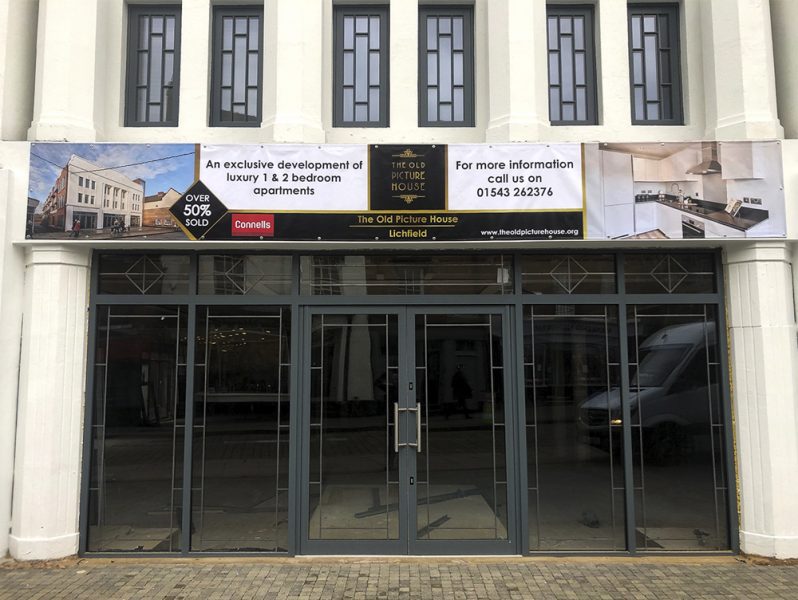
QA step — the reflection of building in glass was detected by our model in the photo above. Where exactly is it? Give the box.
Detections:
[143,188,181,228]
[39,154,145,231]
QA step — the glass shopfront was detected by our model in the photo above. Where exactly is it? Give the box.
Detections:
[82,251,736,555]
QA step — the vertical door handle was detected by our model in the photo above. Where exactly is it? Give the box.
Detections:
[416,402,422,453]
[394,402,400,453]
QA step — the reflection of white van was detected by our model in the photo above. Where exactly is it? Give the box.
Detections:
[578,322,717,464]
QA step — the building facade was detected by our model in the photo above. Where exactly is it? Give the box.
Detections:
[0,0,796,560]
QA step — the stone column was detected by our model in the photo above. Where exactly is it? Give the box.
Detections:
[595,0,633,136]
[485,0,547,141]
[704,0,784,140]
[770,0,798,139]
[27,0,99,141]
[725,242,798,558]
[9,246,91,560]
[262,0,325,142]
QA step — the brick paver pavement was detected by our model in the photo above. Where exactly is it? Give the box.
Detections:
[1,556,797,599]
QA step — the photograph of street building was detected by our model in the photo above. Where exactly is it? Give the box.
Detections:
[28,143,195,239]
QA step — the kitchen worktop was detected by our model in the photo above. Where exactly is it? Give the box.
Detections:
[634,194,767,231]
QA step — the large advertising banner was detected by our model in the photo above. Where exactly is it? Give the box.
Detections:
[26,141,786,242]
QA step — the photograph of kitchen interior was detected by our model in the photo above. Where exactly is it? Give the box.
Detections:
[586,141,786,240]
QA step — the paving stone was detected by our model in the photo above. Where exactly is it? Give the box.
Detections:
[1,557,798,599]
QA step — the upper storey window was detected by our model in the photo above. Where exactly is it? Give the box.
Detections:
[546,5,598,125]
[210,6,263,127]
[333,6,390,127]
[628,4,683,125]
[125,5,182,127]
[418,6,475,127]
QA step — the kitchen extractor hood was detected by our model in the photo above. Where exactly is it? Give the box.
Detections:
[686,143,722,175]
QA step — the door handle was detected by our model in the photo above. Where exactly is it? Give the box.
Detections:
[415,402,422,453]
[394,402,400,453]
[394,402,422,452]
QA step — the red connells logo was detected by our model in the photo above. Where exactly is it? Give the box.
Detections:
[231,214,274,236]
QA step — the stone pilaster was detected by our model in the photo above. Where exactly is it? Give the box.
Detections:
[27,0,99,141]
[262,0,325,142]
[704,0,784,140]
[725,242,798,558]
[485,0,547,141]
[9,246,91,560]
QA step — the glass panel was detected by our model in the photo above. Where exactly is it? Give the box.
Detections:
[191,307,290,551]
[223,17,233,50]
[248,53,259,88]
[547,17,558,51]
[300,255,513,295]
[631,16,641,48]
[525,304,624,550]
[98,254,190,295]
[575,53,586,86]
[369,53,380,86]
[574,17,585,51]
[343,17,354,49]
[369,16,380,49]
[248,18,259,51]
[165,17,175,50]
[343,52,354,86]
[368,88,380,122]
[548,53,559,86]
[343,88,354,122]
[86,306,186,552]
[415,313,508,540]
[453,18,463,51]
[644,35,659,102]
[624,254,716,294]
[561,36,573,103]
[521,255,615,294]
[308,314,399,540]
[427,54,438,85]
[149,34,163,99]
[234,35,246,104]
[627,305,730,550]
[355,35,368,102]
[439,37,452,103]
[453,52,463,87]
[138,52,149,86]
[428,89,438,122]
[427,18,438,50]
[453,88,464,122]
[549,88,561,122]
[198,255,292,295]
[576,88,587,121]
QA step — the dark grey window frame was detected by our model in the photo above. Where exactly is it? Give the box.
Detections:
[333,5,390,128]
[418,5,475,127]
[79,249,738,558]
[209,5,264,128]
[546,4,599,126]
[628,3,683,126]
[124,5,182,127]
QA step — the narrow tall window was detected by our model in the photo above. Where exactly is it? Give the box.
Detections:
[628,4,682,125]
[210,6,263,127]
[125,5,182,127]
[333,6,389,127]
[418,6,474,127]
[547,5,598,125]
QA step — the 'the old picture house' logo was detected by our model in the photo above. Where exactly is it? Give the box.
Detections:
[369,145,446,211]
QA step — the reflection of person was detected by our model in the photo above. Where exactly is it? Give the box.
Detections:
[450,364,472,419]
[27,219,34,239]
[70,218,81,238]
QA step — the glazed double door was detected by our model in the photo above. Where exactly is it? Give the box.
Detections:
[301,307,515,554]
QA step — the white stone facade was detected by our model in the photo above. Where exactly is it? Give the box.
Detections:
[0,0,796,560]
